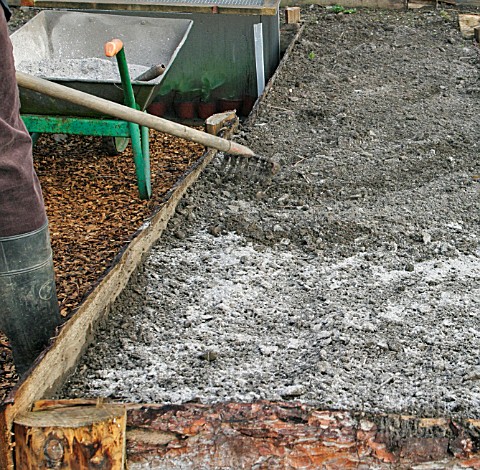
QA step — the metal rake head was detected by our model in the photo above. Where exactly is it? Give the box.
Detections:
[220,153,280,179]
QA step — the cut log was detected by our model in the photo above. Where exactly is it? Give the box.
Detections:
[14,404,126,469]
[285,6,301,24]
[459,14,480,38]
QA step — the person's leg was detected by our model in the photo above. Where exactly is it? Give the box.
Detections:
[0,10,47,237]
[0,225,61,375]
[0,11,61,375]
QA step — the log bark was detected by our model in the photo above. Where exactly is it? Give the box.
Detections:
[14,404,126,469]
[125,402,480,469]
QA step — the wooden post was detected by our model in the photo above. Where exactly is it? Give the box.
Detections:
[14,404,126,469]
[205,111,237,136]
[475,25,480,42]
[285,7,301,24]
[458,14,480,39]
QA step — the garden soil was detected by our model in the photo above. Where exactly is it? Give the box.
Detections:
[62,7,480,419]
[0,8,205,399]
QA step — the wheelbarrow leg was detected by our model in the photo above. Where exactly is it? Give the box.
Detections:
[141,124,151,197]
[129,121,151,200]
[112,43,152,199]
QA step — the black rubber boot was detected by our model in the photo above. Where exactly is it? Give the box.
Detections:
[0,223,61,376]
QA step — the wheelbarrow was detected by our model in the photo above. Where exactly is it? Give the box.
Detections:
[10,11,194,200]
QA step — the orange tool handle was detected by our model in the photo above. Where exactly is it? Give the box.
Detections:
[104,39,124,57]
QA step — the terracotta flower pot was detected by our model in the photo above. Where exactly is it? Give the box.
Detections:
[217,98,242,113]
[198,101,217,119]
[241,95,256,116]
[147,101,168,117]
[174,101,196,120]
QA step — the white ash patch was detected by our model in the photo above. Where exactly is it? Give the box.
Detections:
[17,57,149,81]
[63,229,480,417]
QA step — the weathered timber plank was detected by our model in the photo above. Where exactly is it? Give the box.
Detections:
[408,0,435,9]
[288,0,405,10]
[0,129,235,469]
[475,25,480,42]
[32,398,103,412]
[246,24,306,127]
[124,402,480,469]
[14,404,126,469]
[456,0,480,6]
[21,0,280,15]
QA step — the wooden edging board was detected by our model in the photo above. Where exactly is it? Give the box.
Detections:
[245,23,306,128]
[289,0,405,8]
[11,0,480,11]
[0,122,238,470]
[20,0,281,16]
[14,400,480,467]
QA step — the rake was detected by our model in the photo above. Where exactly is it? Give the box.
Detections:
[16,69,279,190]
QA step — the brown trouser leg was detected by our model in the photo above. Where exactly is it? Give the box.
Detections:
[0,12,60,375]
[0,10,47,237]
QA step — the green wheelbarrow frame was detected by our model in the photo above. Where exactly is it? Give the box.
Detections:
[21,45,151,200]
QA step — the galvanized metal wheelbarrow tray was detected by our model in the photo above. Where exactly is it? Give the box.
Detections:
[10,11,193,199]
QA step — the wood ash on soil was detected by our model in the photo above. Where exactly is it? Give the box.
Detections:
[16,57,150,82]
[59,7,479,417]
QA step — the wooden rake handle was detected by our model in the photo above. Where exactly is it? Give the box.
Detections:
[16,71,256,157]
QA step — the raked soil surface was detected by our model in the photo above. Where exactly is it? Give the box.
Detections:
[62,7,480,419]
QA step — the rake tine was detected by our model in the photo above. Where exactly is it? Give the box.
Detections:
[236,156,249,172]
[226,156,239,174]
[253,159,264,176]
[222,154,234,172]
[219,152,280,180]
[236,157,249,171]
[218,153,227,169]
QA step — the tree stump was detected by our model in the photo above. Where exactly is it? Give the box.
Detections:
[14,403,126,469]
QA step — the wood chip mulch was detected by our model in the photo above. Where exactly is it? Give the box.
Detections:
[0,130,205,402]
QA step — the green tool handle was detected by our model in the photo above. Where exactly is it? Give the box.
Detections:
[105,39,137,109]
[15,73,254,158]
